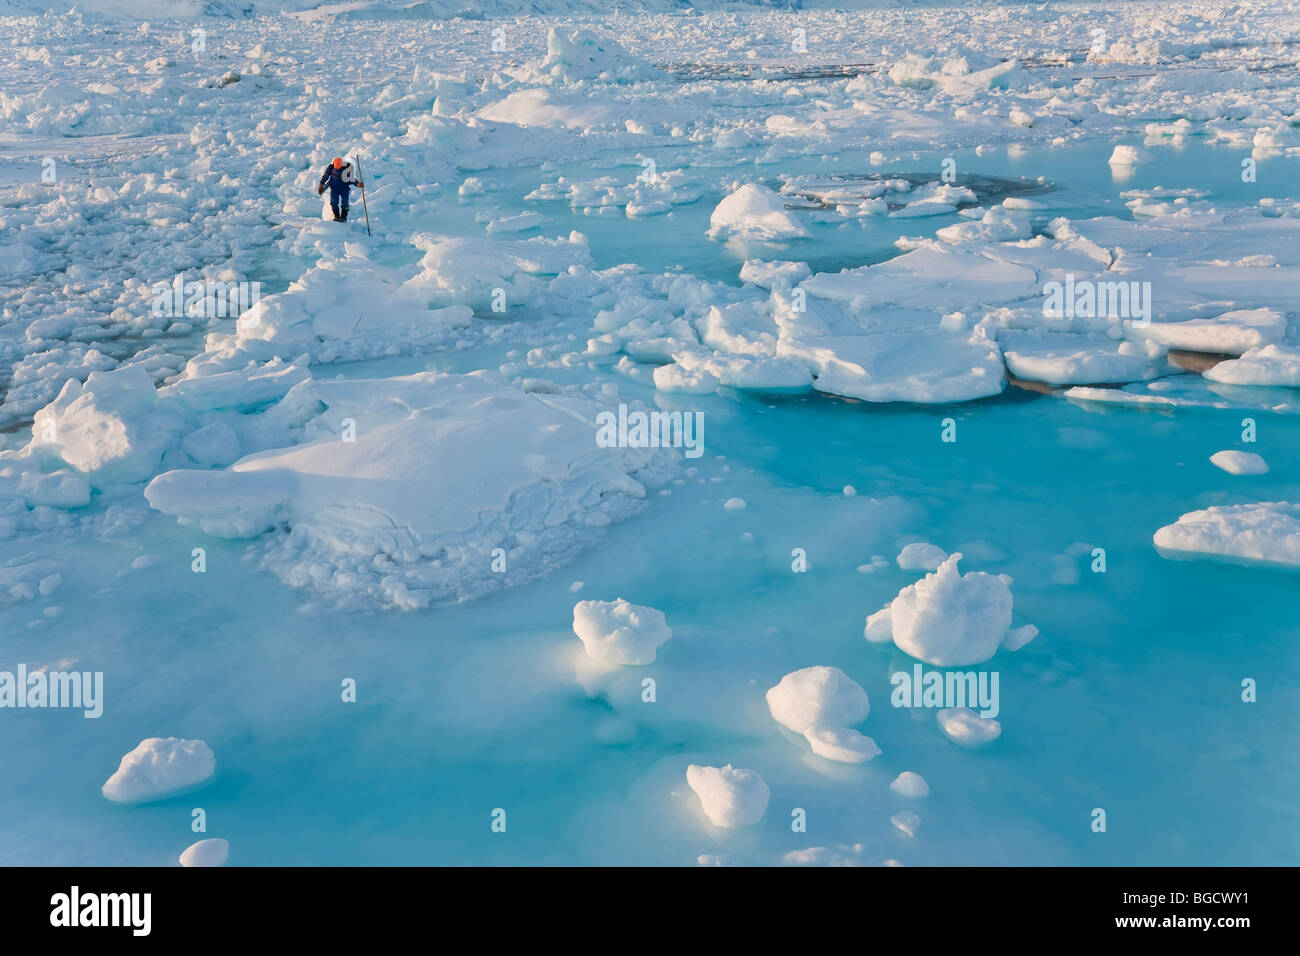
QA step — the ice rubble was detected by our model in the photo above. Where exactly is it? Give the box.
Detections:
[512,27,666,86]
[6,2,1300,864]
[1153,503,1300,568]
[865,554,1037,667]
[526,170,701,219]
[101,737,215,804]
[572,598,672,665]
[766,666,880,764]
[146,372,679,610]
[686,764,770,828]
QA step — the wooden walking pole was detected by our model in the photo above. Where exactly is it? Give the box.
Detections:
[354,153,372,237]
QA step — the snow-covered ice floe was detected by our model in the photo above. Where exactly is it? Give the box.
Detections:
[1154,503,1300,569]
[146,372,679,609]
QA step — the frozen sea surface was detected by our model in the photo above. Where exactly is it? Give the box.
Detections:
[1,3,1299,866]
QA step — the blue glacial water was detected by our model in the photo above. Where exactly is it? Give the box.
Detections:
[1,136,1298,866]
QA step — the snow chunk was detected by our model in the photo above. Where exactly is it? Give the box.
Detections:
[740,259,812,289]
[1109,145,1156,167]
[686,764,770,827]
[886,553,1031,666]
[805,727,881,764]
[897,542,948,572]
[180,838,229,868]
[709,184,808,242]
[1210,451,1269,475]
[1154,503,1300,568]
[863,606,894,644]
[572,598,671,665]
[101,737,215,804]
[891,810,922,837]
[937,707,1002,746]
[652,362,720,395]
[29,366,181,488]
[890,771,930,799]
[766,666,870,734]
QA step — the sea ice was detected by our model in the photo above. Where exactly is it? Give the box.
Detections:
[937,708,1003,747]
[1204,344,1300,386]
[1210,451,1269,475]
[708,183,809,242]
[147,372,678,609]
[686,764,770,828]
[766,666,870,735]
[1154,503,1300,568]
[179,838,229,867]
[897,542,949,572]
[877,553,1033,666]
[804,727,881,764]
[572,598,672,665]
[891,771,930,799]
[101,737,215,804]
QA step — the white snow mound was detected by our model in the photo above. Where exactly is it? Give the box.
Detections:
[766,665,870,735]
[686,764,770,827]
[101,737,215,804]
[572,598,671,665]
[709,184,809,242]
[882,553,1033,666]
[180,838,229,867]
[1210,451,1269,475]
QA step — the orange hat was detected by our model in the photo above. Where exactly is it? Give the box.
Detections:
[332,157,343,169]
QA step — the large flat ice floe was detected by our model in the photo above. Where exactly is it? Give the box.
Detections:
[146,372,679,609]
[1154,503,1300,568]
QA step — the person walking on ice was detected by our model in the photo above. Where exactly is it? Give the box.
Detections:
[317,156,363,222]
